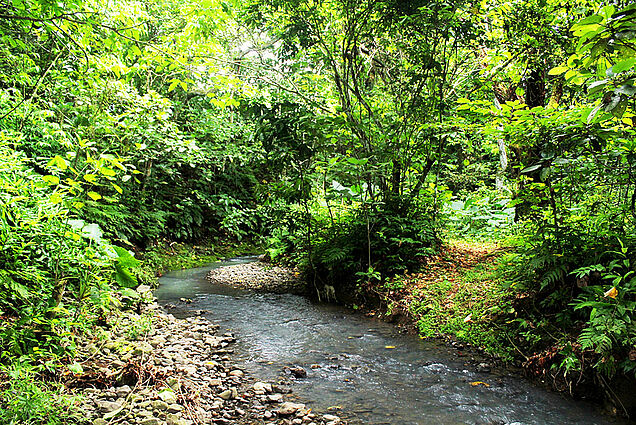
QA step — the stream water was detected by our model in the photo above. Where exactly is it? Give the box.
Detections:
[156,258,621,425]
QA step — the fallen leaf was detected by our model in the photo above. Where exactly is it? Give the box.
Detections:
[385,345,396,349]
[470,381,490,387]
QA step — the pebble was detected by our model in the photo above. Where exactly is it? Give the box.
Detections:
[167,404,183,413]
[151,400,169,411]
[268,394,284,403]
[158,389,178,404]
[278,402,306,416]
[254,382,273,393]
[96,400,122,413]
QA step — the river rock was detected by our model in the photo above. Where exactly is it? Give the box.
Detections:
[158,389,178,404]
[96,400,122,413]
[277,402,306,416]
[267,394,283,403]
[115,385,132,398]
[477,362,491,373]
[287,366,307,378]
[219,388,238,400]
[166,413,183,425]
[229,369,244,377]
[151,400,169,411]
[133,341,153,355]
[253,382,272,393]
[323,414,341,423]
[167,404,183,413]
[140,418,160,425]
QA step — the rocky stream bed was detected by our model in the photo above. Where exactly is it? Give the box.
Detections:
[205,261,304,294]
[73,287,343,425]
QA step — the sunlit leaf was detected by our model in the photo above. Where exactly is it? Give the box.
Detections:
[42,175,59,185]
[87,191,102,201]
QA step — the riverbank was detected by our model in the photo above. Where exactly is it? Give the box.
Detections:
[66,297,345,425]
[360,239,636,420]
[0,239,346,425]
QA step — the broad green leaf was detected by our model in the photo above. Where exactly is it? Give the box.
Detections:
[112,183,123,194]
[168,80,179,92]
[610,58,636,74]
[574,15,604,27]
[548,66,569,76]
[68,362,83,374]
[99,167,116,177]
[48,155,68,170]
[87,191,102,201]
[42,175,59,185]
[616,84,636,96]
[83,174,97,183]
[588,79,608,94]
[50,192,63,204]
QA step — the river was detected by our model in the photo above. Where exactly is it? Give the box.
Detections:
[155,258,622,425]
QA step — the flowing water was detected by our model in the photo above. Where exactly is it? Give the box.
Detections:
[156,258,621,425]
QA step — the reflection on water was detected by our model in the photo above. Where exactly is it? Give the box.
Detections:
[156,259,618,425]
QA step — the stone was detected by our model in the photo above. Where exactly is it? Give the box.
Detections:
[133,341,153,355]
[277,402,306,416]
[229,369,244,377]
[267,394,283,403]
[183,365,198,375]
[136,284,152,296]
[323,414,340,422]
[287,366,307,378]
[96,400,122,413]
[477,362,491,373]
[151,400,169,411]
[150,336,166,347]
[167,404,183,413]
[253,382,272,393]
[158,389,178,404]
[166,378,180,392]
[166,413,182,425]
[115,385,132,398]
[93,420,108,425]
[140,419,160,425]
[209,378,222,386]
[218,388,238,400]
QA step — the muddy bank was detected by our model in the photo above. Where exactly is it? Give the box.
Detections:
[69,297,343,425]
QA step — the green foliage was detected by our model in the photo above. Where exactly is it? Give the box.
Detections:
[571,241,636,377]
[442,189,515,237]
[0,360,80,425]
